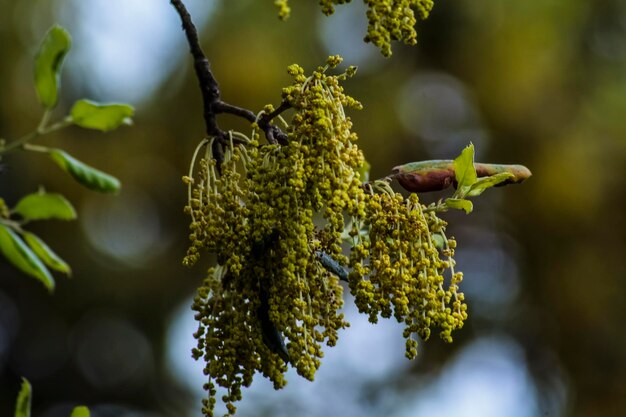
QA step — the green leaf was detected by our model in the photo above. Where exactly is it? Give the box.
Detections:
[69,99,134,132]
[445,198,473,214]
[466,172,516,197]
[14,378,31,417]
[453,143,477,192]
[48,149,120,193]
[22,231,71,276]
[13,191,76,221]
[431,233,445,249]
[34,25,71,109]
[0,225,54,291]
[70,406,90,417]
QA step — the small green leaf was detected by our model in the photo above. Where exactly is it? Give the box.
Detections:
[0,225,55,291]
[69,99,134,132]
[14,378,32,417]
[13,191,76,221]
[70,406,90,417]
[22,231,71,276]
[34,25,71,109]
[453,143,477,191]
[445,198,473,214]
[466,172,516,197]
[48,149,120,193]
[431,233,445,249]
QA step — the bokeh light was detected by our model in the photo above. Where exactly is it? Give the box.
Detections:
[80,186,167,267]
[392,337,548,417]
[71,313,153,389]
[60,0,217,104]
[396,72,488,158]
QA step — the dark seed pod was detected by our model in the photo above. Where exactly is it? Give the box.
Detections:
[474,163,532,186]
[392,160,531,193]
[392,160,456,192]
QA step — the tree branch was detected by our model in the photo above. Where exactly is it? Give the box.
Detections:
[215,101,256,123]
[170,0,221,139]
[259,101,291,145]
[316,251,348,282]
[170,0,291,152]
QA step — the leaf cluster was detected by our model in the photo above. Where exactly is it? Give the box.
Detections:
[447,143,517,213]
[0,25,133,289]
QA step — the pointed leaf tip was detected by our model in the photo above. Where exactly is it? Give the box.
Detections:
[22,232,71,276]
[453,143,477,191]
[14,378,32,417]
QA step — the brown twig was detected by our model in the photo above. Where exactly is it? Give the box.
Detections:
[170,0,220,138]
[170,0,291,150]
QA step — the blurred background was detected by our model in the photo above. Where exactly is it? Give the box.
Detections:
[1,0,625,416]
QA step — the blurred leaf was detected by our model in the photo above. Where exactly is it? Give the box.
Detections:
[34,25,71,109]
[0,197,9,218]
[432,233,445,249]
[22,231,71,276]
[70,406,90,417]
[466,172,515,197]
[0,225,54,291]
[48,149,120,193]
[69,100,134,132]
[13,191,76,221]
[445,198,473,214]
[357,159,371,182]
[14,378,31,417]
[453,143,477,192]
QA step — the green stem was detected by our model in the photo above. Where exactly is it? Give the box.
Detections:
[423,200,449,213]
[41,117,72,134]
[0,131,40,154]
[0,111,71,155]
[0,217,24,233]
[37,109,52,132]
[22,143,51,153]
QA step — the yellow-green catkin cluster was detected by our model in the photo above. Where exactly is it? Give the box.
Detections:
[184,56,466,417]
[362,0,434,56]
[274,0,290,20]
[275,0,435,56]
[348,191,467,358]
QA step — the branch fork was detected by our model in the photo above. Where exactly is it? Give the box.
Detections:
[170,0,290,160]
